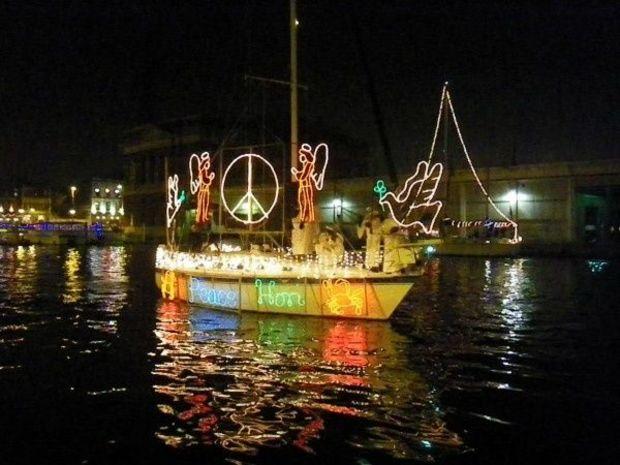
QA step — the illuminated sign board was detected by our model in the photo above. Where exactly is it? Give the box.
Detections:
[189,278,238,309]
[255,279,305,309]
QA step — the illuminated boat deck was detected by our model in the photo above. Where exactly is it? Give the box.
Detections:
[156,246,424,281]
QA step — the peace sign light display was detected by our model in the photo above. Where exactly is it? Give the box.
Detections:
[221,153,280,225]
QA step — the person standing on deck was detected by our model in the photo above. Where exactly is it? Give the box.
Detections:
[357,210,383,271]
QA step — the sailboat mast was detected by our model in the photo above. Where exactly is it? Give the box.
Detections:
[443,82,450,204]
[290,0,298,177]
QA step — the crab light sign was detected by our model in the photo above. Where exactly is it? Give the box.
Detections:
[377,160,443,234]
[291,143,329,223]
[189,152,215,225]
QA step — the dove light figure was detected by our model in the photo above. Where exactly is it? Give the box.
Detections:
[378,161,444,234]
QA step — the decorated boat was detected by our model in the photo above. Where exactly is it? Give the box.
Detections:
[155,247,423,320]
[156,138,431,320]
[156,87,525,317]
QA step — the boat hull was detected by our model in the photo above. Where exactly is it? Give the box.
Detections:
[155,270,416,320]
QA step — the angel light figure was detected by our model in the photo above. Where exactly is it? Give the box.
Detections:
[189,152,215,225]
[291,143,329,223]
[378,160,443,234]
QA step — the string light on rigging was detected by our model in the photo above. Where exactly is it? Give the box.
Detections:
[443,88,520,242]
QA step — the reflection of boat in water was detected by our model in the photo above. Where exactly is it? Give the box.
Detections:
[153,301,463,458]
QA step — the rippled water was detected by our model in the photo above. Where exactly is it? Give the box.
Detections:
[1,245,618,465]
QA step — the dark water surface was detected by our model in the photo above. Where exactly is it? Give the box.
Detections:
[1,245,618,464]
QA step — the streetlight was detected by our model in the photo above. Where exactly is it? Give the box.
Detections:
[70,186,77,206]
[69,209,76,216]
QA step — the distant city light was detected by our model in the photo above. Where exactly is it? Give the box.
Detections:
[503,189,528,205]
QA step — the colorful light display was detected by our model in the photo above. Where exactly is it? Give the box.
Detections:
[373,180,387,198]
[221,153,279,225]
[156,246,381,279]
[291,143,329,222]
[166,174,185,228]
[444,218,515,229]
[255,279,305,308]
[378,160,444,234]
[161,270,178,300]
[322,278,364,316]
[189,152,215,225]
[155,248,414,320]
[189,277,238,308]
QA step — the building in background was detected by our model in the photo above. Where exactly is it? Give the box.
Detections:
[89,179,124,228]
[121,115,370,241]
[316,158,620,252]
[442,159,620,249]
[0,186,51,223]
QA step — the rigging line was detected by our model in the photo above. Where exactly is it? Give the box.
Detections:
[349,10,398,186]
[445,90,519,242]
[212,89,260,161]
[427,83,448,163]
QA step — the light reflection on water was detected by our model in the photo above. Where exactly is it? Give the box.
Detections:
[0,245,618,465]
[153,303,462,459]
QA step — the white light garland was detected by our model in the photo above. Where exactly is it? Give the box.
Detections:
[155,246,389,280]
[166,174,184,228]
[444,90,520,242]
[427,83,447,163]
[379,161,444,233]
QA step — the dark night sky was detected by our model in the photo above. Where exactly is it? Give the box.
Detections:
[1,0,618,188]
